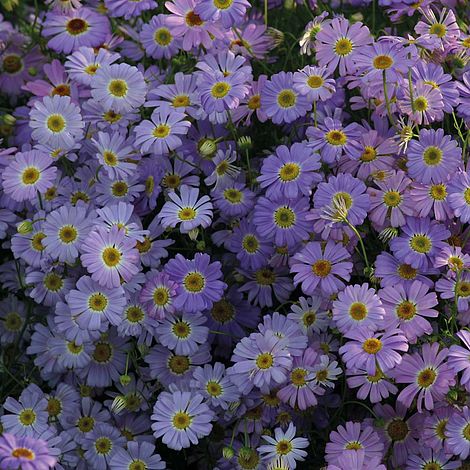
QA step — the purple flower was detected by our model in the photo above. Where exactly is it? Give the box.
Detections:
[80,226,140,288]
[2,150,57,202]
[390,216,450,270]
[333,283,385,334]
[194,0,250,28]
[293,65,336,101]
[105,0,157,19]
[261,71,311,124]
[257,142,322,199]
[390,342,455,412]
[448,171,470,222]
[165,253,226,313]
[379,280,438,343]
[151,389,214,450]
[109,441,166,470]
[347,366,398,404]
[448,330,470,392]
[410,179,453,221]
[141,14,180,59]
[0,433,56,470]
[140,271,178,320]
[445,406,470,459]
[290,240,353,296]
[339,327,408,375]
[400,82,444,125]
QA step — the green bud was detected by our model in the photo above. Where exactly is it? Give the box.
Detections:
[119,374,131,387]
[111,395,127,414]
[238,446,253,461]
[222,446,235,459]
[137,344,150,356]
[3,114,16,126]
[238,136,252,151]
[283,0,295,9]
[447,389,458,402]
[188,228,199,241]
[350,12,364,23]
[199,139,217,158]
[196,240,206,251]
[17,221,33,234]
[28,66,38,77]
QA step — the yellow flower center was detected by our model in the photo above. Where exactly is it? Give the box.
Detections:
[47,397,62,417]
[413,96,428,112]
[183,272,205,293]
[210,299,235,323]
[463,423,470,441]
[66,18,89,36]
[276,440,293,455]
[387,419,409,441]
[255,268,276,285]
[410,234,432,254]
[373,54,394,70]
[345,441,363,450]
[256,352,274,369]
[172,95,190,107]
[111,181,129,197]
[185,10,204,27]
[92,342,113,363]
[273,207,296,228]
[456,281,470,297]
[223,188,243,204]
[206,380,223,396]
[168,354,190,374]
[362,337,382,354]
[153,287,170,306]
[172,320,191,338]
[31,232,46,252]
[242,234,259,253]
[429,22,447,38]
[11,448,35,460]
[448,256,464,271]
[102,247,121,267]
[396,300,416,320]
[95,437,112,455]
[154,28,172,46]
[279,162,300,182]
[67,341,83,354]
[46,114,66,133]
[290,368,307,386]
[214,0,233,9]
[334,37,353,56]
[102,150,118,166]
[178,207,197,221]
[397,263,417,280]
[59,225,78,243]
[84,64,99,75]
[22,167,40,185]
[172,411,192,430]
[360,146,377,162]
[464,188,470,205]
[19,409,36,426]
[51,84,71,97]
[162,173,181,189]
[125,306,145,323]
[77,416,94,432]
[211,81,231,98]
[108,79,128,98]
[312,259,332,277]
[2,54,23,74]
[5,312,22,331]
[129,460,147,470]
[429,184,447,200]
[43,272,63,292]
[307,75,324,88]
[417,367,437,388]
[423,146,443,166]
[383,190,402,207]
[325,130,347,146]
[103,110,122,124]
[248,94,261,110]
[88,293,108,312]
[153,124,170,138]
[349,302,368,320]
[277,89,297,108]
[302,310,316,326]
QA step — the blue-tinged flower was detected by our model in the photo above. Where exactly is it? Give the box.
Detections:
[141,14,180,60]
[25,267,74,307]
[194,0,251,28]
[165,253,226,313]
[0,296,27,344]
[448,171,470,222]
[105,0,157,19]
[140,271,178,320]
[151,389,214,450]
[293,65,336,102]
[212,183,256,219]
[109,441,166,470]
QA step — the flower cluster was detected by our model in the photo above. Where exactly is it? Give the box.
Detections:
[2,0,470,469]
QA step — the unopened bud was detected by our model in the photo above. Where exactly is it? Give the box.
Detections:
[222,446,235,459]
[283,0,295,9]
[3,114,15,126]
[111,395,127,414]
[378,227,399,243]
[238,446,253,461]
[28,66,38,77]
[238,136,252,151]
[119,374,131,387]
[196,240,206,251]
[199,139,217,158]
[17,221,33,234]
[350,12,364,23]
[188,228,199,241]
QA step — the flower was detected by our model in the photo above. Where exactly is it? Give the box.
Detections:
[140,271,178,320]
[194,0,250,28]
[134,105,190,155]
[151,389,214,450]
[0,433,56,470]
[290,240,353,296]
[448,330,470,392]
[2,150,57,202]
[140,14,180,59]
[261,71,311,124]
[445,406,470,459]
[390,342,455,412]
[105,0,157,19]
[332,283,384,334]
[80,226,140,289]
[158,185,213,233]
[109,441,166,470]
[164,253,226,313]
[91,63,147,113]
[258,423,309,469]
[29,95,84,149]
[407,129,461,184]
[293,65,336,101]
[448,171,470,222]
[400,82,444,125]
[257,142,322,199]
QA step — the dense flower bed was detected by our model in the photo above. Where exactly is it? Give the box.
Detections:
[1,0,470,468]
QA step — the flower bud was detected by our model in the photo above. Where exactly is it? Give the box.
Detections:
[188,228,199,241]
[199,139,217,158]
[222,446,234,459]
[28,66,38,77]
[2,114,15,126]
[238,446,253,461]
[119,374,131,387]
[111,395,127,414]
[17,221,33,234]
[238,136,252,151]
[196,240,206,251]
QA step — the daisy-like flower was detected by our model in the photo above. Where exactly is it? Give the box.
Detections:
[448,171,470,222]
[333,283,385,334]
[379,280,438,343]
[400,82,444,125]
[65,46,119,86]
[80,226,140,289]
[390,342,455,412]
[158,311,209,355]
[165,253,226,313]
[390,216,450,270]
[339,327,408,375]
[368,170,415,228]
[42,7,110,54]
[290,240,353,296]
[134,105,190,156]
[299,12,330,56]
[3,150,57,202]
[293,65,336,102]
[253,195,310,249]
[446,406,470,459]
[66,275,126,331]
[258,423,309,469]
[91,63,147,113]
[158,185,213,234]
[165,0,222,51]
[140,271,178,320]
[415,7,460,50]
[314,173,370,226]
[29,95,84,149]
[109,441,166,470]
[347,366,398,404]
[198,70,249,114]
[42,204,95,263]
[105,0,157,19]
[434,245,470,274]
[436,271,470,312]
[194,0,250,28]
[325,421,384,466]
[151,389,214,450]
[190,362,240,410]
[0,296,27,344]
[448,330,470,392]
[287,296,330,337]
[407,129,461,184]
[91,131,136,179]
[307,117,362,165]
[0,433,56,470]
[140,14,180,60]
[405,448,458,470]
[257,142,321,200]
[228,330,292,394]
[315,17,372,76]
[261,71,311,124]
[1,385,48,437]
